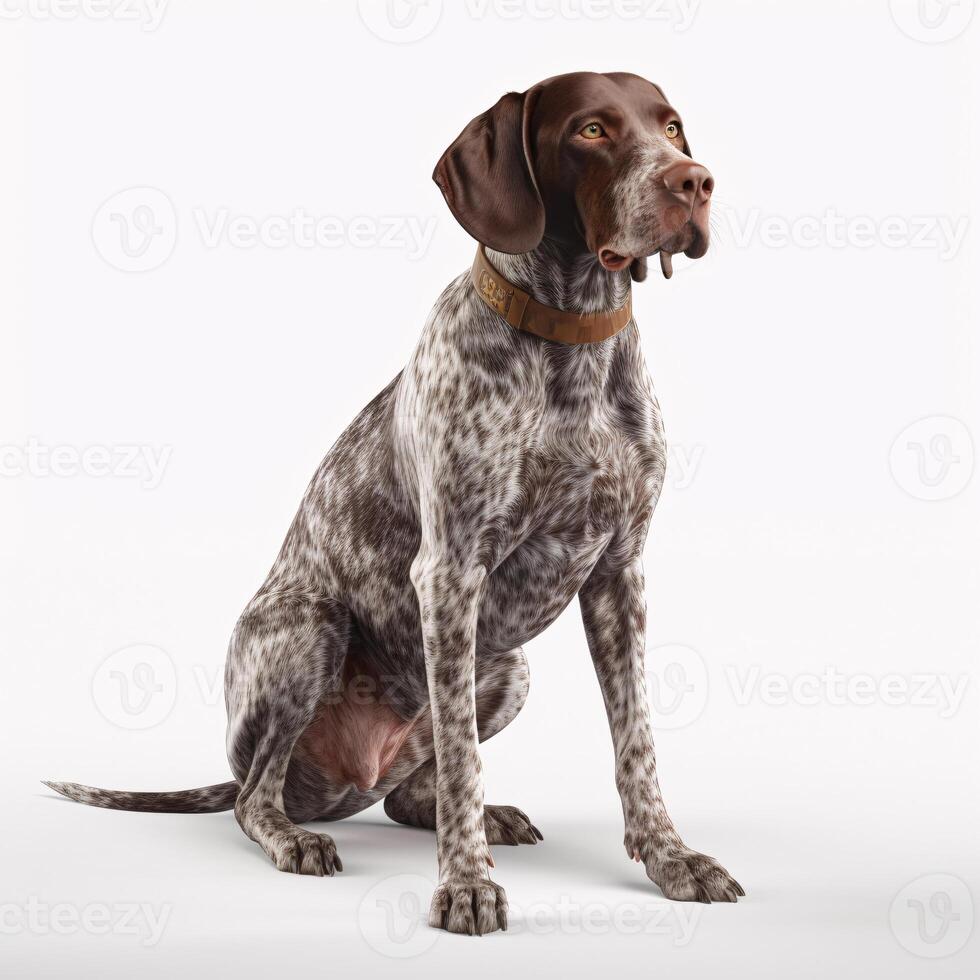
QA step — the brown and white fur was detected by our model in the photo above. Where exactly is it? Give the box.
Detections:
[46,72,742,936]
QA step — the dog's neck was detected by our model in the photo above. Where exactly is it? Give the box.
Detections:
[480,238,632,414]
[487,238,631,317]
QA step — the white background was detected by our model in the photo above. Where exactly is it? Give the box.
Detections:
[2,0,978,976]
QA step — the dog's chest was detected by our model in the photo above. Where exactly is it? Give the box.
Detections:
[532,413,634,529]
[525,342,665,536]
[479,393,664,649]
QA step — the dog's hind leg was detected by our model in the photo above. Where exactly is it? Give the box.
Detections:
[383,647,542,846]
[225,590,350,876]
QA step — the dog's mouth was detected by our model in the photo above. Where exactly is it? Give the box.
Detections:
[598,245,677,279]
[598,220,709,281]
[659,224,709,278]
[597,248,633,273]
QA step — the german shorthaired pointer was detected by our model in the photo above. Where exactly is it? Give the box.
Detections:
[47,71,742,936]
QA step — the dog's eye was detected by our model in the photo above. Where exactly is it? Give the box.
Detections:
[580,123,606,140]
[665,121,681,139]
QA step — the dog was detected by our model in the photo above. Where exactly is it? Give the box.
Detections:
[46,71,742,936]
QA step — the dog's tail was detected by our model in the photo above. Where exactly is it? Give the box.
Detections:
[42,779,238,814]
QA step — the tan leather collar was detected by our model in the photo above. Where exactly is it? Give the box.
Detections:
[471,245,632,345]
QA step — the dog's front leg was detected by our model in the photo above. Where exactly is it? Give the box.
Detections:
[580,558,744,903]
[411,556,507,935]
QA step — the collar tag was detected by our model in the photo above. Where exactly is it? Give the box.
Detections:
[476,267,515,318]
[470,245,633,345]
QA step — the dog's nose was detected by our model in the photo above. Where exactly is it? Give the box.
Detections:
[662,162,714,207]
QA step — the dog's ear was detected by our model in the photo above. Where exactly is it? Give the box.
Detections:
[433,89,545,254]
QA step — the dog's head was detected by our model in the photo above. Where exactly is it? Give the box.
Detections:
[434,71,713,280]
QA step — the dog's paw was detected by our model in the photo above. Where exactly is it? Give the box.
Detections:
[428,878,508,935]
[628,836,743,903]
[269,829,343,877]
[484,805,543,846]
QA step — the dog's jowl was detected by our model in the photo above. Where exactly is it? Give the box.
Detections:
[46,71,742,936]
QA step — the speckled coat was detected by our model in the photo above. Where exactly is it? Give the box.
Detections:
[47,71,742,937]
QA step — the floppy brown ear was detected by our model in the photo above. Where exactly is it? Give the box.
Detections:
[433,89,545,254]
